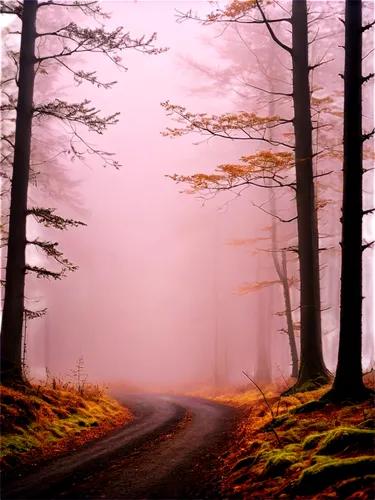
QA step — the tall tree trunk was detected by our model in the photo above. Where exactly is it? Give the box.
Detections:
[290,0,330,390]
[325,0,371,402]
[1,0,38,386]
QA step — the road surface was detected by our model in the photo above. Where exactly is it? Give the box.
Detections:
[1,394,237,499]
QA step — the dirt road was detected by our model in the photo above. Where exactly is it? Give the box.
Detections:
[2,394,236,499]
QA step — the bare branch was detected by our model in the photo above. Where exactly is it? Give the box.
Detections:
[362,241,375,251]
[252,201,297,223]
[254,0,292,54]
[362,20,375,32]
[362,127,375,142]
[361,73,374,84]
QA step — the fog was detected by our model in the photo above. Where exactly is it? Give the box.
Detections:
[2,1,374,389]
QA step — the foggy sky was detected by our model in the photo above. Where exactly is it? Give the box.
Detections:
[1,1,374,388]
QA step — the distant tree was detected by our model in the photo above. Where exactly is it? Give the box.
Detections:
[0,0,166,386]
[323,0,374,402]
[253,253,272,386]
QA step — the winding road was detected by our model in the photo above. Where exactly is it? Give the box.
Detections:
[1,394,237,499]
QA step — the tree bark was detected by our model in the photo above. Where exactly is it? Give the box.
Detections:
[325,0,372,402]
[1,0,38,386]
[289,0,330,390]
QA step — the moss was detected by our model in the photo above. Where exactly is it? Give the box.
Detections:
[263,414,297,430]
[289,461,306,472]
[257,440,272,454]
[306,421,329,432]
[296,456,375,494]
[1,434,40,456]
[284,443,302,453]
[335,474,375,498]
[290,399,326,414]
[302,432,325,450]
[298,382,319,393]
[0,384,132,466]
[316,427,375,455]
[232,455,257,472]
[279,429,301,444]
[261,449,300,477]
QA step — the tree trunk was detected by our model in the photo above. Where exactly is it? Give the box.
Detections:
[289,0,330,390]
[265,49,299,381]
[1,0,38,386]
[325,0,371,402]
[254,254,272,386]
[268,188,299,379]
[281,251,299,378]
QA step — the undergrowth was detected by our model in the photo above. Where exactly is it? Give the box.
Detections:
[212,374,375,499]
[0,366,133,470]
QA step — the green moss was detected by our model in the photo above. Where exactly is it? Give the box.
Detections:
[296,456,375,494]
[279,429,301,444]
[290,400,326,414]
[0,384,130,467]
[263,414,297,431]
[302,432,325,450]
[284,443,302,453]
[289,461,306,472]
[316,427,375,455]
[258,440,272,453]
[261,449,300,477]
[1,434,40,457]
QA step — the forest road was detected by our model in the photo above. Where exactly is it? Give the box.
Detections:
[1,394,237,499]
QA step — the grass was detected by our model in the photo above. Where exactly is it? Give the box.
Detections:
[0,378,133,470]
[208,375,375,499]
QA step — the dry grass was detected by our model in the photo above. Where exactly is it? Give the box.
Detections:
[0,378,133,470]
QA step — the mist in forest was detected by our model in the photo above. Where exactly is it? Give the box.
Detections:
[2,1,374,389]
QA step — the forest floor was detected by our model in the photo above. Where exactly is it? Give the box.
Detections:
[0,379,133,471]
[199,374,375,499]
[1,376,374,499]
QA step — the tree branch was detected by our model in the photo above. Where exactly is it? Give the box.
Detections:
[254,0,292,54]
[362,128,375,142]
[362,241,374,251]
[361,73,374,84]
